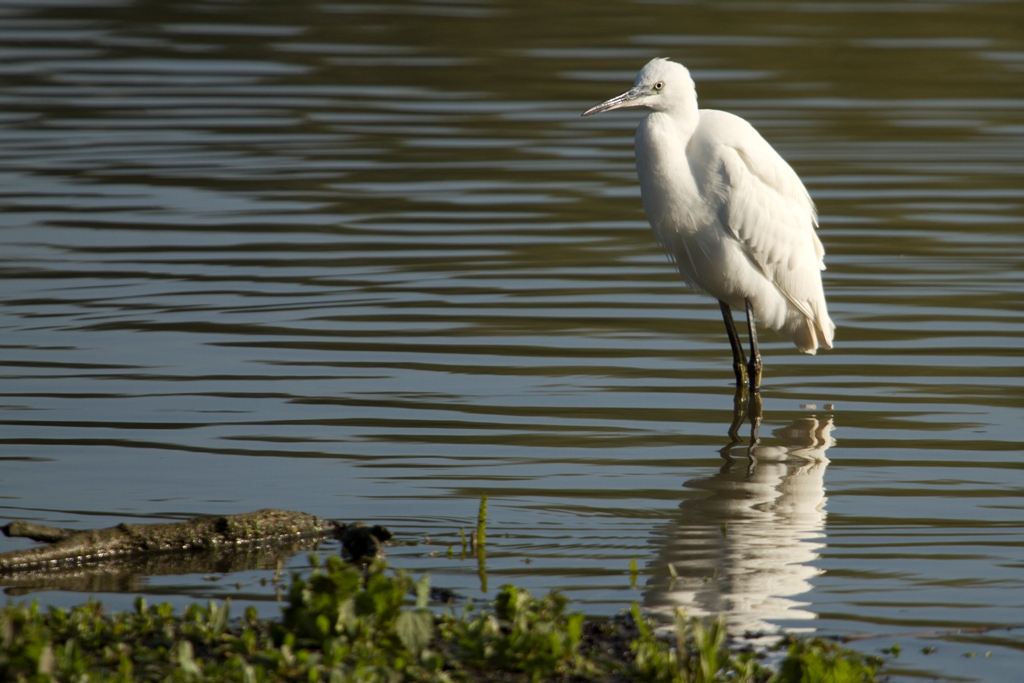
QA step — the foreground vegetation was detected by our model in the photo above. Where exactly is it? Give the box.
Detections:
[0,556,880,682]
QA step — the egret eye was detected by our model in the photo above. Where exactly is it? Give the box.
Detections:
[653,81,664,91]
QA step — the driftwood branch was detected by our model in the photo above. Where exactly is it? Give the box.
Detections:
[0,509,391,574]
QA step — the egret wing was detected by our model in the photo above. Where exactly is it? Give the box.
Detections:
[697,112,828,326]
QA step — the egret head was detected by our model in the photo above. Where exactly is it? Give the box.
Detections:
[582,58,696,117]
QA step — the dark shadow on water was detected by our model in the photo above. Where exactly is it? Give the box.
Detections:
[644,391,834,638]
[0,540,331,597]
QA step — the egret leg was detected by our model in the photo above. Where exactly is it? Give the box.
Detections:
[719,301,748,389]
[744,298,762,393]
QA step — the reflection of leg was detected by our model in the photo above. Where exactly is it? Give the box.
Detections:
[719,301,748,389]
[744,298,762,393]
[721,384,749,457]
[748,391,762,446]
[745,391,762,475]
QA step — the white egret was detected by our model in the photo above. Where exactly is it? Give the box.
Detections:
[583,58,834,392]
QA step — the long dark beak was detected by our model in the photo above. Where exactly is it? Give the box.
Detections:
[581,86,649,117]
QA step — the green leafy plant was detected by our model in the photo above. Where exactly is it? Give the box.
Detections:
[443,584,589,682]
[775,637,881,683]
[0,557,884,683]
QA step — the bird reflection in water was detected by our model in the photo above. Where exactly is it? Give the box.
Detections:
[643,396,834,638]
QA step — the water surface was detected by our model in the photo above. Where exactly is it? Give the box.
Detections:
[2,1,1024,680]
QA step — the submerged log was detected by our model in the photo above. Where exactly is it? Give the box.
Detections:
[0,509,353,573]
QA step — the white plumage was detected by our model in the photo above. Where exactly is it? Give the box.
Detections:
[583,58,833,390]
